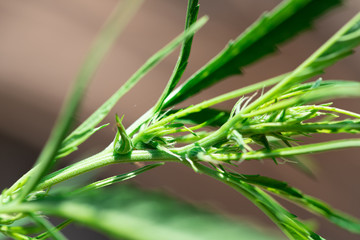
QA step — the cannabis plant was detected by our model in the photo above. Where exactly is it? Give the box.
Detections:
[1,0,360,239]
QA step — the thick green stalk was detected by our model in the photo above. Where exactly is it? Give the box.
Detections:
[35,149,178,190]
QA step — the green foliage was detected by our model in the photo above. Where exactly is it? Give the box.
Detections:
[1,0,360,239]
[1,186,283,240]
[227,173,360,233]
[163,0,342,108]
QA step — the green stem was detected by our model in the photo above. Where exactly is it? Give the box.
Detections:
[197,138,360,162]
[36,149,178,190]
[238,120,360,135]
[292,105,360,119]
[242,138,360,160]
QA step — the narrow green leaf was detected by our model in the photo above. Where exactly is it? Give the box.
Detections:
[74,163,164,193]
[291,105,360,119]
[16,0,144,203]
[163,0,342,108]
[0,186,283,240]
[228,173,302,198]
[36,220,72,240]
[194,163,323,240]
[56,124,108,159]
[230,173,360,233]
[29,213,67,240]
[232,184,321,240]
[285,79,358,94]
[152,0,199,114]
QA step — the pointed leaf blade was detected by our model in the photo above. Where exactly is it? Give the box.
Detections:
[164,0,342,108]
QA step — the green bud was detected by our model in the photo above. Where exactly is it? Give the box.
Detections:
[114,114,133,154]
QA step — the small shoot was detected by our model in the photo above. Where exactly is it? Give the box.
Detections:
[114,115,133,155]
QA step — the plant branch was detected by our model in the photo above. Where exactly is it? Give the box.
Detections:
[35,149,178,191]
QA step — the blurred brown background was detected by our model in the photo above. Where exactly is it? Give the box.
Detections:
[1,0,360,239]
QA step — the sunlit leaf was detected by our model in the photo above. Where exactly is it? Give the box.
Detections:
[229,173,360,233]
[164,0,342,108]
[2,186,283,240]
